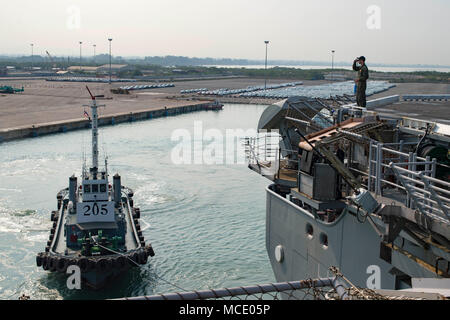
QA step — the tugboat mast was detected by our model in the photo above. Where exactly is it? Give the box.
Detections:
[91,99,99,170]
[86,86,100,170]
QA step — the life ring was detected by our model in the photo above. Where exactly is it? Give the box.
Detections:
[56,258,69,273]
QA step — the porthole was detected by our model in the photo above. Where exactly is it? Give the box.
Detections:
[305,223,314,239]
[320,233,329,249]
[275,245,284,263]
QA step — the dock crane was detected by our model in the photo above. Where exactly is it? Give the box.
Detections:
[46,50,58,70]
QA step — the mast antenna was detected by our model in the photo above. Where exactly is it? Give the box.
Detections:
[85,86,99,170]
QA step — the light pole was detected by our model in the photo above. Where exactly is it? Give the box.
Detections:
[331,50,335,81]
[79,41,82,71]
[30,43,34,72]
[264,40,269,90]
[108,38,113,84]
[93,44,96,64]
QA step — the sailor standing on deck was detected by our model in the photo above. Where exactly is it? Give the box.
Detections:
[352,56,369,107]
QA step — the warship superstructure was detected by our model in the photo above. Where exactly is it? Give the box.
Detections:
[246,95,450,291]
[36,87,155,288]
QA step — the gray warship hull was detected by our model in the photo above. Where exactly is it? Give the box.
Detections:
[246,95,450,292]
[266,184,397,288]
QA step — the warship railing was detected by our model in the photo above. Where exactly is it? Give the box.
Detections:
[115,277,350,300]
[366,141,438,196]
[244,132,281,175]
[389,164,450,222]
[358,141,450,223]
[114,267,442,300]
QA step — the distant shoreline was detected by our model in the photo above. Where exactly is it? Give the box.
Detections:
[203,65,450,74]
[2,55,449,72]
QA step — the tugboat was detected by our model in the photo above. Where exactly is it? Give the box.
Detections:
[205,100,224,111]
[36,87,155,289]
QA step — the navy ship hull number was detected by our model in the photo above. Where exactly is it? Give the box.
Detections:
[76,201,115,223]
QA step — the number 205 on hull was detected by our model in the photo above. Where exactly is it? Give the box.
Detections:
[76,201,115,223]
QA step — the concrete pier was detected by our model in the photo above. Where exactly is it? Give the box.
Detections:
[0,102,212,143]
[0,78,447,142]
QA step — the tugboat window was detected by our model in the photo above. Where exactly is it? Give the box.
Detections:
[92,184,99,193]
[100,184,106,192]
[84,184,91,193]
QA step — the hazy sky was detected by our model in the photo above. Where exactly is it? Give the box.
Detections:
[1,0,449,65]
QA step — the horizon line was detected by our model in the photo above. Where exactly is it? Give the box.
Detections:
[1,53,449,69]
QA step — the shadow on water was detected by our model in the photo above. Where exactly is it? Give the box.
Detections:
[39,264,159,300]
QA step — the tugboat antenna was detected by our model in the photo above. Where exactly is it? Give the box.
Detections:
[86,85,96,101]
[86,86,99,170]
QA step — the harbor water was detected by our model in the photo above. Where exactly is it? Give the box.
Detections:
[0,103,273,300]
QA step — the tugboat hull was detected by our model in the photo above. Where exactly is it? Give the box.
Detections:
[82,267,130,289]
[36,88,155,290]
[36,187,155,289]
